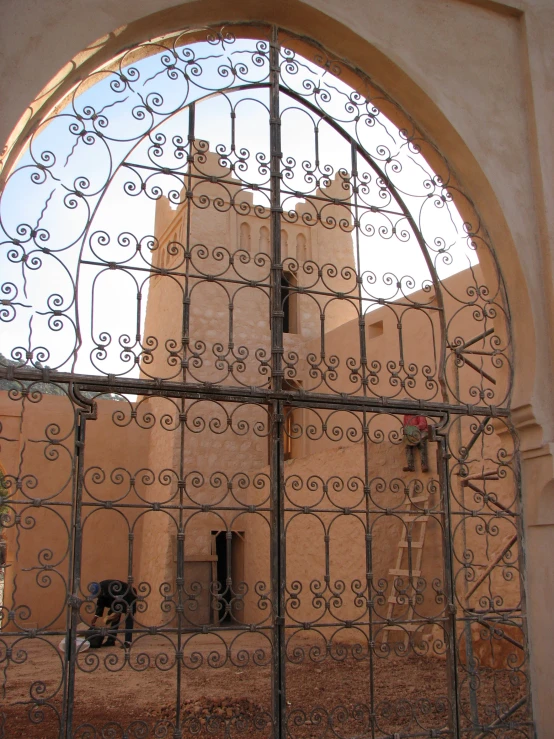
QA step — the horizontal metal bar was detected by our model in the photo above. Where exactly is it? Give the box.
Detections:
[0,366,510,417]
[80,259,272,289]
[450,510,520,517]
[4,499,448,517]
[463,607,522,615]
[79,259,443,309]
[6,498,519,518]
[3,618,452,639]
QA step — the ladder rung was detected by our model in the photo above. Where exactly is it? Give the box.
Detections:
[407,495,429,503]
[402,516,429,523]
[389,569,421,577]
[384,623,420,632]
[399,540,424,548]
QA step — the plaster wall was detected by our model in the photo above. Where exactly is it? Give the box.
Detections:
[0,266,520,655]
[2,0,554,731]
[0,392,149,630]
[136,149,356,617]
[142,149,355,385]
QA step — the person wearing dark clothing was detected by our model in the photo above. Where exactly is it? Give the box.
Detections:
[89,579,137,649]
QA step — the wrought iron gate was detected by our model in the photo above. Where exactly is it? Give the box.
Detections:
[0,24,533,738]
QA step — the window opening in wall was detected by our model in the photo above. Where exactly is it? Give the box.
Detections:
[296,232,308,262]
[240,221,251,252]
[282,271,298,334]
[259,225,270,254]
[367,319,384,339]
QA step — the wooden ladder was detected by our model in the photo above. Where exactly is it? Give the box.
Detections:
[382,490,431,647]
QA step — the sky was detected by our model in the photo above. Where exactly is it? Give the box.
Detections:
[0,36,477,380]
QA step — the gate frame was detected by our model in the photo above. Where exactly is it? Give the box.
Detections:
[0,21,534,738]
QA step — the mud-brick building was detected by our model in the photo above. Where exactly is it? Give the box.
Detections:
[0,148,515,663]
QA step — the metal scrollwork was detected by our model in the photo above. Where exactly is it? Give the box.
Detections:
[0,23,531,738]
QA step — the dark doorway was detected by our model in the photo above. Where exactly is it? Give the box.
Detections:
[282,271,298,334]
[0,535,6,628]
[211,531,244,624]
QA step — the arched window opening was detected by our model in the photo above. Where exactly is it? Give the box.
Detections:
[296,232,308,262]
[239,221,251,252]
[259,225,270,254]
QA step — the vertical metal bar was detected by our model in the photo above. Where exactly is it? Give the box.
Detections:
[362,415,376,739]
[455,361,480,728]
[509,418,536,739]
[61,398,92,737]
[353,145,373,728]
[269,25,283,394]
[175,100,196,737]
[269,24,286,739]
[351,143,367,400]
[436,432,460,737]
[226,529,232,621]
[270,398,286,739]
[183,102,195,383]
[174,408,185,738]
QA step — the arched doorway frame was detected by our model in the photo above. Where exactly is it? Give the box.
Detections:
[1,3,551,735]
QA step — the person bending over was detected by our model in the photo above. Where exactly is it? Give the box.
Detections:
[89,579,137,649]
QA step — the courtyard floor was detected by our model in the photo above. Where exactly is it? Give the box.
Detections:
[0,635,528,737]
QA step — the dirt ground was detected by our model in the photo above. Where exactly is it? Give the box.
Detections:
[0,635,530,738]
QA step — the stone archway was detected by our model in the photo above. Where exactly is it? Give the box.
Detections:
[0,11,544,735]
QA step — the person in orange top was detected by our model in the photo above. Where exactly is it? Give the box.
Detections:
[402,414,429,473]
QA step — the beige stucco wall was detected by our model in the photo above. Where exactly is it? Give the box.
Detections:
[0,392,149,630]
[135,149,357,616]
[1,0,554,732]
[0,268,523,658]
